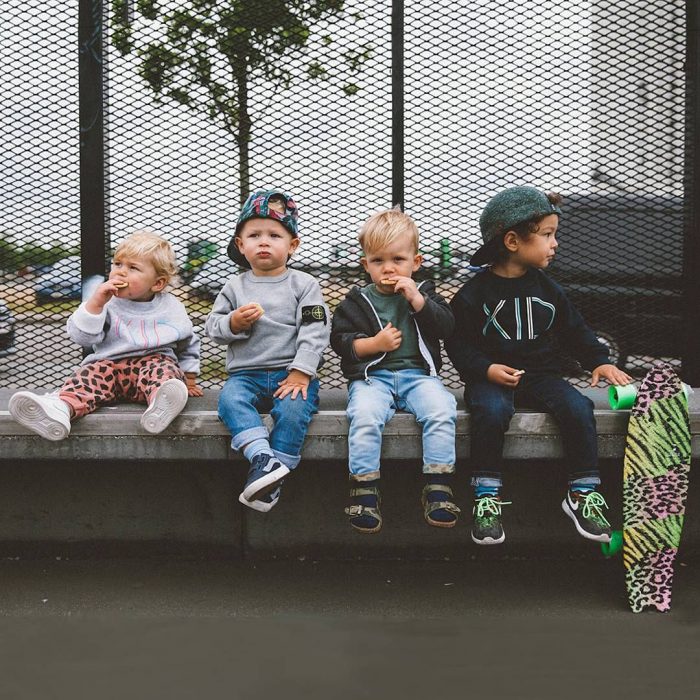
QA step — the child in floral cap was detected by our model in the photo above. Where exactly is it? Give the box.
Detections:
[205,189,330,512]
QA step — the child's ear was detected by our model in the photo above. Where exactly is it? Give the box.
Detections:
[360,255,369,272]
[412,252,423,271]
[151,276,167,293]
[288,237,300,255]
[235,236,244,252]
[503,230,519,252]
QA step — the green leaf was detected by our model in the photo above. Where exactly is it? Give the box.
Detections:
[111,26,133,55]
[307,61,328,80]
[137,0,159,21]
[168,88,192,105]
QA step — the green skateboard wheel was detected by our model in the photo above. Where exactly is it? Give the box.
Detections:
[608,384,637,410]
[601,529,623,557]
[609,382,692,410]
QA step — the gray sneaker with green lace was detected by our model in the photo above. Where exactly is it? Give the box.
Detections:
[471,495,511,545]
[562,490,612,543]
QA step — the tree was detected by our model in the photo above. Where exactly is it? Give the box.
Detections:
[112,0,371,203]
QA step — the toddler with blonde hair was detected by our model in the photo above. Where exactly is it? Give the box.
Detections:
[9,231,201,439]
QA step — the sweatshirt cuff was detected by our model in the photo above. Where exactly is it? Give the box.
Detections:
[349,334,369,362]
[586,354,611,372]
[289,349,323,379]
[219,313,251,342]
[179,359,200,374]
[474,359,493,380]
[71,302,107,334]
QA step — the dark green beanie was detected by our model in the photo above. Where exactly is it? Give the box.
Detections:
[471,186,561,266]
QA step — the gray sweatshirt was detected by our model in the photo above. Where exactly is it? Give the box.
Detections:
[66,292,200,374]
[204,269,329,378]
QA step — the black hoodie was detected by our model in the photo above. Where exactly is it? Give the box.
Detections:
[330,280,454,381]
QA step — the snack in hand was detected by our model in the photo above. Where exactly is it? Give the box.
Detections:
[380,278,397,285]
[251,302,264,314]
[513,369,525,376]
[113,281,129,289]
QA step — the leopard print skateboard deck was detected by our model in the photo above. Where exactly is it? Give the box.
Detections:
[622,363,691,612]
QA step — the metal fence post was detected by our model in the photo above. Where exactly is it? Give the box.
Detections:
[392,0,404,210]
[79,0,108,285]
[683,0,700,385]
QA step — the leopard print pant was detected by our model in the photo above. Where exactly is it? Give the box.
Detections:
[58,353,185,419]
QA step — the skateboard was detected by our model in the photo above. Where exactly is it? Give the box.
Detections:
[618,363,691,612]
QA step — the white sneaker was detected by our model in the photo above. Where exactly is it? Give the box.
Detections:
[8,391,71,441]
[140,379,189,434]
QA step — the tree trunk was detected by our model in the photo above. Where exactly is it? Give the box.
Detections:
[235,61,250,205]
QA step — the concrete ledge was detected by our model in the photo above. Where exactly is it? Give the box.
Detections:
[1,388,699,561]
[2,387,700,461]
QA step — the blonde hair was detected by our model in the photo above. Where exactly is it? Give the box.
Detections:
[113,231,178,283]
[358,205,419,254]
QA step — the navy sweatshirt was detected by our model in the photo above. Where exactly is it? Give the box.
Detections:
[445,268,609,382]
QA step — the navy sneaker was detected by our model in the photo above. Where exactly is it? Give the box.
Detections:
[239,484,282,512]
[562,490,612,543]
[241,453,290,502]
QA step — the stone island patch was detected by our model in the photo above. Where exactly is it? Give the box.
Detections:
[301,305,327,324]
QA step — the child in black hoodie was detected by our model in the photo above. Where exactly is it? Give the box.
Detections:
[331,206,459,534]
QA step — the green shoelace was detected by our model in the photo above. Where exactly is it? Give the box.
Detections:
[578,491,611,527]
[474,496,512,518]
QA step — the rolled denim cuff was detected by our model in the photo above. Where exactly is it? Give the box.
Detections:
[569,473,601,489]
[423,462,455,475]
[470,474,503,489]
[272,448,300,470]
[230,425,269,452]
[350,470,381,482]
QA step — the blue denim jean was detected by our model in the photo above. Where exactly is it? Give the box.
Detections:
[466,374,600,489]
[347,369,457,481]
[218,369,320,469]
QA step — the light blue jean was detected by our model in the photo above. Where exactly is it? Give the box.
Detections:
[218,369,320,469]
[347,369,457,481]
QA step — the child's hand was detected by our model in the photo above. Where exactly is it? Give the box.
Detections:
[487,364,525,388]
[274,369,311,400]
[373,322,402,352]
[184,373,203,397]
[391,277,425,312]
[591,364,633,387]
[84,280,126,314]
[230,302,264,333]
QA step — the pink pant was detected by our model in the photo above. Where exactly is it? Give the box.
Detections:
[59,353,185,419]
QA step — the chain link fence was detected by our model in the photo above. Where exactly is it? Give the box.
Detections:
[0,0,689,391]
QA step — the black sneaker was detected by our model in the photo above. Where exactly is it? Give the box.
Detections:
[471,495,511,545]
[562,490,612,543]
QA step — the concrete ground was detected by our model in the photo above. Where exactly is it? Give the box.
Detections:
[0,557,698,700]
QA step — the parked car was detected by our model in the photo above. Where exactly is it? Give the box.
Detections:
[0,300,16,357]
[34,255,82,304]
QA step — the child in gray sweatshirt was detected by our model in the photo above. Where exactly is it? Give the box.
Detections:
[9,232,201,440]
[205,189,329,513]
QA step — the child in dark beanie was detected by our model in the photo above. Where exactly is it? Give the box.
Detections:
[446,186,633,545]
